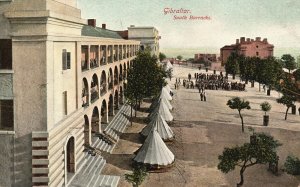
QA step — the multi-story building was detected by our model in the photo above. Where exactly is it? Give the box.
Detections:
[0,0,139,186]
[220,37,274,66]
[126,26,160,58]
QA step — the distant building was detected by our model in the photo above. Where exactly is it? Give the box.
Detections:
[194,53,217,63]
[127,26,161,57]
[220,37,274,66]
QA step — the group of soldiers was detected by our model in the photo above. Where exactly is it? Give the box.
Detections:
[195,73,246,91]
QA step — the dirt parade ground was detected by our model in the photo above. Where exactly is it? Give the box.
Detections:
[102,65,300,187]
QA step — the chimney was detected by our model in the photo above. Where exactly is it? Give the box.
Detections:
[130,25,135,27]
[88,19,96,27]
[263,38,268,43]
[236,39,239,44]
[246,38,250,42]
[251,39,254,42]
[102,24,106,29]
[255,37,261,41]
[240,37,245,43]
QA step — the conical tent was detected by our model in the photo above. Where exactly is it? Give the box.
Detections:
[149,97,172,112]
[149,101,173,122]
[164,61,173,71]
[134,130,175,167]
[164,84,172,93]
[162,97,172,110]
[160,88,172,101]
[141,113,174,141]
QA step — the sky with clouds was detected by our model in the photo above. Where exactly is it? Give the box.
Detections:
[77,0,300,50]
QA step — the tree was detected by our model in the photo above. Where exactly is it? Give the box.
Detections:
[293,69,300,81]
[125,50,166,118]
[281,54,296,73]
[254,57,282,93]
[239,56,256,84]
[177,55,183,61]
[277,94,296,120]
[277,74,298,120]
[125,165,148,187]
[159,52,166,62]
[225,52,240,79]
[260,101,271,116]
[218,132,281,187]
[297,55,300,69]
[227,97,251,132]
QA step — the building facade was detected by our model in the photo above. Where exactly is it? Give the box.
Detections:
[0,1,139,186]
[194,53,217,63]
[220,37,274,66]
[127,26,160,58]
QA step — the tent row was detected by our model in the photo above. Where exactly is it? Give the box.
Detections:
[133,85,175,170]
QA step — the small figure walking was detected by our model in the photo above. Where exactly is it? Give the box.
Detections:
[203,91,206,102]
[200,92,203,101]
[298,107,300,116]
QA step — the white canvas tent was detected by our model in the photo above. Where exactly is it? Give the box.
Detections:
[149,97,172,111]
[160,87,172,101]
[141,113,174,141]
[164,84,172,93]
[134,130,175,168]
[149,101,173,122]
[164,61,173,71]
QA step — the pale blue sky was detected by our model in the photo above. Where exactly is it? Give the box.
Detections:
[77,0,300,51]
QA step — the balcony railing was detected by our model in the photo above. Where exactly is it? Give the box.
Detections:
[108,82,113,90]
[82,92,89,108]
[108,56,112,63]
[81,60,88,71]
[100,57,106,66]
[114,55,118,62]
[100,83,107,96]
[90,59,99,69]
[114,78,118,85]
[90,90,99,103]
[123,53,126,59]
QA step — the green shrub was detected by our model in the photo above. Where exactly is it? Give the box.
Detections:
[284,155,300,175]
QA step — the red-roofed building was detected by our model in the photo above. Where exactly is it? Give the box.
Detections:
[220,37,274,66]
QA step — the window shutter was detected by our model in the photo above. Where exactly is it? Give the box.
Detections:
[63,91,68,115]
[62,49,67,70]
[67,52,71,69]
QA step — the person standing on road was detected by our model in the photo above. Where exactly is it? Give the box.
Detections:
[203,91,206,102]
[298,107,300,116]
[200,92,203,101]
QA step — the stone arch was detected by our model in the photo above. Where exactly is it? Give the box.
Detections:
[83,115,90,146]
[82,78,89,107]
[108,94,114,116]
[119,64,123,82]
[101,99,108,130]
[91,74,99,103]
[123,63,127,80]
[108,68,113,90]
[100,70,107,96]
[64,135,75,185]
[114,89,119,110]
[114,66,119,86]
[91,106,100,137]
[119,86,124,105]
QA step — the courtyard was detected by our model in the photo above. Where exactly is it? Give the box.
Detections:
[102,65,300,187]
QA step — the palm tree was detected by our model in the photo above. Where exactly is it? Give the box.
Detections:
[227,97,251,132]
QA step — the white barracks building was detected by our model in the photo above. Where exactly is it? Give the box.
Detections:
[0,0,139,186]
